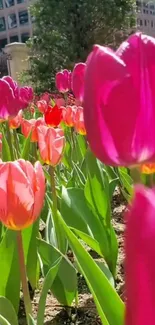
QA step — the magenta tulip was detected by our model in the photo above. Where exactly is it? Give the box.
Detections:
[55,69,71,93]
[0,76,33,119]
[72,63,86,102]
[84,33,155,166]
[125,185,155,325]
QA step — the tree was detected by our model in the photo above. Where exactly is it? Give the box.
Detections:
[26,0,136,93]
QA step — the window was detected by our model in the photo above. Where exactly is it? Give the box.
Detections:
[21,32,29,43]
[0,0,3,9]
[151,21,154,28]
[0,17,6,31]
[140,19,143,26]
[19,10,28,25]
[145,19,147,26]
[8,13,17,29]
[5,0,14,7]
[10,35,19,43]
[17,0,25,3]
[150,4,155,10]
[143,2,148,8]
[0,38,7,50]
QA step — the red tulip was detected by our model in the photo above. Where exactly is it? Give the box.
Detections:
[37,125,65,166]
[44,105,63,127]
[21,118,45,142]
[125,185,155,325]
[0,159,45,230]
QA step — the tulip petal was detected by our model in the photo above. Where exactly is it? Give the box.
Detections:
[84,36,155,166]
[125,185,155,325]
[72,63,86,102]
[33,161,45,219]
[6,162,34,229]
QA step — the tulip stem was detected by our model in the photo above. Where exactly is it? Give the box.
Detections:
[6,121,14,160]
[13,130,20,159]
[71,128,77,162]
[130,167,141,184]
[17,231,32,325]
[49,166,60,248]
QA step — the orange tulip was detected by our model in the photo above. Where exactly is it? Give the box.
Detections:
[37,125,65,166]
[140,163,155,174]
[0,159,45,230]
[8,110,23,129]
[21,118,45,142]
[74,106,86,135]
[62,105,77,127]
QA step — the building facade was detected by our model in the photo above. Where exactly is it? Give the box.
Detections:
[0,0,33,51]
[137,0,155,36]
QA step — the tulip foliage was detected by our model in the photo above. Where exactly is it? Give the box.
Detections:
[0,32,155,325]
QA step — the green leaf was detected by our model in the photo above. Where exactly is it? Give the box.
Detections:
[29,315,36,325]
[76,134,87,158]
[57,214,125,325]
[46,194,67,254]
[62,141,72,169]
[0,230,20,313]
[95,262,114,288]
[61,187,113,267]
[2,131,11,161]
[21,131,32,160]
[72,228,103,256]
[118,167,133,199]
[0,297,18,325]
[22,221,39,289]
[38,239,77,306]
[85,149,108,223]
[0,315,12,325]
[37,258,61,325]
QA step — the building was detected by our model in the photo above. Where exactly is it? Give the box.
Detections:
[0,0,34,51]
[137,0,155,36]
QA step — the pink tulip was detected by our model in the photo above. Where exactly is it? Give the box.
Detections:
[125,185,155,325]
[62,105,77,127]
[36,100,48,114]
[0,160,45,230]
[8,110,23,129]
[74,106,86,135]
[55,69,71,93]
[84,33,155,166]
[21,118,45,142]
[37,125,65,166]
[55,98,65,107]
[0,76,33,119]
[72,63,86,102]
[0,132,2,153]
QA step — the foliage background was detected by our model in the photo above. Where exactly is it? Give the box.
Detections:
[22,0,136,93]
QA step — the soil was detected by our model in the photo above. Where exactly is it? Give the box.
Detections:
[19,189,126,325]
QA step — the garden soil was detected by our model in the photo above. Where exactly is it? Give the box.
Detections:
[19,190,126,325]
